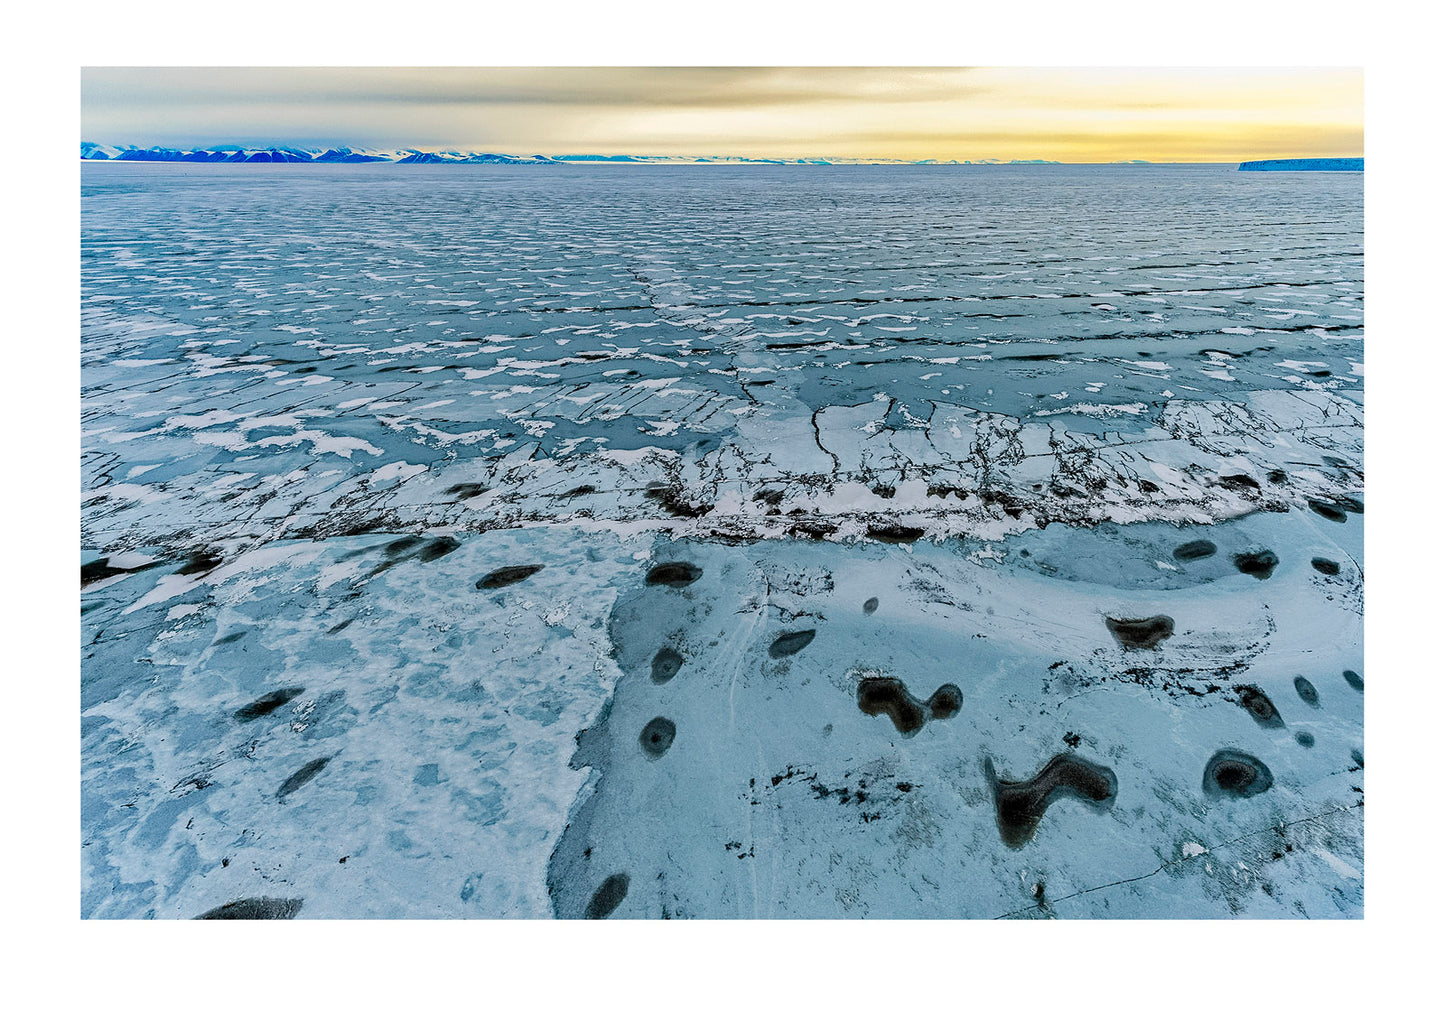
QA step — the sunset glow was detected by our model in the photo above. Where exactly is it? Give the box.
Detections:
[81,66,1363,162]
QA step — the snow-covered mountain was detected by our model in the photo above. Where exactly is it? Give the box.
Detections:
[81,143,1063,166]
[83,143,405,164]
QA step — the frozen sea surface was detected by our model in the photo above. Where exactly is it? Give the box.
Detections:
[81,163,1362,918]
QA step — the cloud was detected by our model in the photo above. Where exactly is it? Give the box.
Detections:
[82,67,987,110]
[79,66,1361,161]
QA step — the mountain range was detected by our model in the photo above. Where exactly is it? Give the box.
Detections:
[80,142,1073,166]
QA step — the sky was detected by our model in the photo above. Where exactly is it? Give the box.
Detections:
[80,67,1363,162]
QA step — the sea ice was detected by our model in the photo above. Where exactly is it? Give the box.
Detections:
[81,162,1363,918]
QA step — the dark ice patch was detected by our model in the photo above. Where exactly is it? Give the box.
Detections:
[862,597,879,615]
[276,756,332,799]
[385,537,425,557]
[1173,540,1217,562]
[639,717,676,759]
[417,536,461,562]
[645,562,702,588]
[477,564,544,589]
[177,548,224,576]
[984,753,1118,848]
[1105,615,1175,650]
[857,678,927,736]
[650,648,683,684]
[1293,675,1319,706]
[1295,731,1315,748]
[1310,557,1340,576]
[1235,685,1285,728]
[235,686,305,721]
[1232,550,1279,580]
[584,873,630,919]
[1343,669,1363,691]
[372,534,460,571]
[1307,499,1348,523]
[856,677,961,737]
[768,629,816,659]
[195,897,303,920]
[81,556,149,587]
[927,683,963,720]
[365,535,460,576]
[1202,750,1273,798]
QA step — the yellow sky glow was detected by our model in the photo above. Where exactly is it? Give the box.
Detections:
[80,67,1363,162]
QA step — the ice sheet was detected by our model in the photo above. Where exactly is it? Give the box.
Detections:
[81,163,1363,918]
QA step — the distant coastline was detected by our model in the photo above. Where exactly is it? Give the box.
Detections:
[80,142,1149,167]
[86,144,1363,170]
[1238,158,1363,172]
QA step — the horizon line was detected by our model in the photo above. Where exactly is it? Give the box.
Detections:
[80,143,1365,166]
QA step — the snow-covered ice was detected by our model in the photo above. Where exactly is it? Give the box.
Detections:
[81,162,1362,918]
